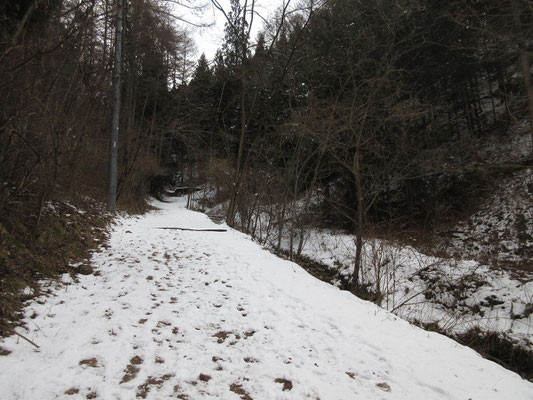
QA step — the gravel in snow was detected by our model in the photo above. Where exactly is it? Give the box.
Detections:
[0,197,532,399]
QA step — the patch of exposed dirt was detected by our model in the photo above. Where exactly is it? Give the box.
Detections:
[243,330,255,338]
[0,347,12,356]
[175,388,190,400]
[230,383,252,400]
[136,374,174,398]
[79,358,98,368]
[121,363,141,384]
[213,330,231,343]
[285,252,351,291]
[275,378,293,391]
[130,355,143,365]
[376,382,391,392]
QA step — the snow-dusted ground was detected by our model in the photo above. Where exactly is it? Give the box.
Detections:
[439,167,533,267]
[189,168,533,351]
[1,198,532,399]
[294,230,533,349]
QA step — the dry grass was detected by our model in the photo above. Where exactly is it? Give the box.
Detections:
[0,195,111,334]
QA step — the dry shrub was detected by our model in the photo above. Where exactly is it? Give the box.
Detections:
[117,155,163,213]
[0,196,110,331]
[456,327,533,382]
[202,158,234,204]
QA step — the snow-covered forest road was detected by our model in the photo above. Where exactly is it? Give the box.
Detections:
[1,198,532,399]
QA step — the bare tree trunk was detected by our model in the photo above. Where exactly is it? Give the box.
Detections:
[486,69,497,123]
[276,201,287,253]
[296,145,325,256]
[289,202,295,261]
[511,0,533,152]
[518,50,533,151]
[352,140,364,292]
[11,0,38,45]
[226,59,247,227]
[103,0,109,66]
[107,0,123,212]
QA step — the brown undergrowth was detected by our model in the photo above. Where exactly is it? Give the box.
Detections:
[0,195,113,334]
[455,327,533,382]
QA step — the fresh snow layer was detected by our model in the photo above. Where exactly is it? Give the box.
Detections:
[1,198,532,400]
[296,229,533,348]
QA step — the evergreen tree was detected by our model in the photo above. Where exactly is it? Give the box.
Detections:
[190,54,212,89]
[222,0,250,73]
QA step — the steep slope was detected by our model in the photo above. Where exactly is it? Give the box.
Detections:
[0,198,531,399]
[438,166,533,271]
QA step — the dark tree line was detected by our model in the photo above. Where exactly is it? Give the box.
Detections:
[0,0,194,301]
[171,0,533,289]
[0,0,192,220]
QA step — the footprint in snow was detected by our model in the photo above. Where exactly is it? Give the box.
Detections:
[79,358,99,368]
[230,383,252,400]
[376,382,391,392]
[275,378,293,391]
[136,374,174,398]
[120,356,143,384]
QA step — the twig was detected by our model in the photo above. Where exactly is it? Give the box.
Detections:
[391,290,428,313]
[1,325,40,349]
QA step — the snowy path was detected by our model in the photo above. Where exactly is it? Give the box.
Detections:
[1,198,532,399]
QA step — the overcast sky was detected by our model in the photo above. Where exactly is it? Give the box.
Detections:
[183,0,286,61]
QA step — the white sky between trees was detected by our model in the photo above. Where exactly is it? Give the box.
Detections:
[179,0,286,61]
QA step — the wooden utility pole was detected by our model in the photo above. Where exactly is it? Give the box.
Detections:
[107,0,124,212]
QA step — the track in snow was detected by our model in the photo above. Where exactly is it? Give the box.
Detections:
[0,197,532,399]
